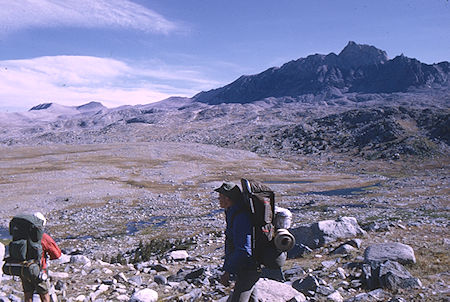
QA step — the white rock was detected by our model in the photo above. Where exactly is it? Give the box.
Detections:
[167,250,189,261]
[116,294,129,301]
[48,271,70,279]
[327,291,343,302]
[130,288,158,302]
[115,272,128,283]
[332,244,357,255]
[95,259,111,266]
[256,278,305,302]
[336,267,347,279]
[317,217,366,245]
[70,255,91,265]
[75,295,86,301]
[51,253,71,265]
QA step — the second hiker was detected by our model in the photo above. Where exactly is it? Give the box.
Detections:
[215,182,260,302]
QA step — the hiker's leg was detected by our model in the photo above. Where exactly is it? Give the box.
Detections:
[24,292,33,302]
[35,279,50,302]
[22,277,34,302]
[38,293,51,302]
[230,270,260,302]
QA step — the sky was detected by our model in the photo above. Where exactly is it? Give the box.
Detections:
[0,0,449,112]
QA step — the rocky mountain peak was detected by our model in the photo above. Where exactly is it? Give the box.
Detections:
[76,101,105,111]
[338,41,388,68]
[29,103,53,111]
[193,42,448,104]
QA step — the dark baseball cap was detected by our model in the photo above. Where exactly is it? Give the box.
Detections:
[214,182,242,202]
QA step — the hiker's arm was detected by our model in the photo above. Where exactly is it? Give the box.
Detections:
[220,272,230,286]
[223,213,252,274]
[42,233,62,260]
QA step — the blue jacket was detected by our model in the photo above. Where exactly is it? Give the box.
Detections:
[223,202,256,274]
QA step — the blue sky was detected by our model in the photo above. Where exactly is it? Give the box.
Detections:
[0,0,448,112]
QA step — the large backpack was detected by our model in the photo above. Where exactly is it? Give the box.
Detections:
[240,178,295,269]
[2,214,44,281]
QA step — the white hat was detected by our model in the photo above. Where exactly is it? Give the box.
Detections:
[34,212,47,226]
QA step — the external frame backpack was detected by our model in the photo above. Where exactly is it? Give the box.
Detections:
[2,214,44,281]
[240,178,295,269]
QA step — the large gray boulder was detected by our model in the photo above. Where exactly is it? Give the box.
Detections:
[316,217,366,244]
[378,261,421,290]
[362,260,421,291]
[255,278,306,302]
[289,217,366,258]
[364,243,416,265]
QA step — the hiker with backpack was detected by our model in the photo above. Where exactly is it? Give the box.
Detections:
[3,212,61,302]
[215,179,296,301]
[215,182,260,302]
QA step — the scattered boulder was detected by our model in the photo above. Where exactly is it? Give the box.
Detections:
[129,275,143,287]
[178,288,202,301]
[49,271,70,279]
[283,265,306,280]
[343,238,362,249]
[289,217,366,257]
[316,217,367,245]
[378,261,422,290]
[150,264,169,272]
[316,284,335,296]
[292,275,320,295]
[332,244,357,255]
[364,243,416,265]
[362,260,421,291]
[70,255,91,265]
[255,278,305,302]
[345,288,389,302]
[52,253,71,265]
[185,268,205,280]
[168,250,189,261]
[327,290,344,302]
[154,275,167,285]
[130,288,158,302]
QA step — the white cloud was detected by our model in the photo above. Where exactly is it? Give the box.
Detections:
[0,56,220,111]
[0,0,178,34]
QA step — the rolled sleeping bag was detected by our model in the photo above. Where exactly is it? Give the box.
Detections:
[2,260,40,281]
[274,229,295,252]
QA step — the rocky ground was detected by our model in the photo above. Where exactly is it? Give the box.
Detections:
[0,141,448,301]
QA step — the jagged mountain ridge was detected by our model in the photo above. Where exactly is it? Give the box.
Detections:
[193,41,449,104]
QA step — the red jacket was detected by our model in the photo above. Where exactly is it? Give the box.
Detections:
[40,233,61,269]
